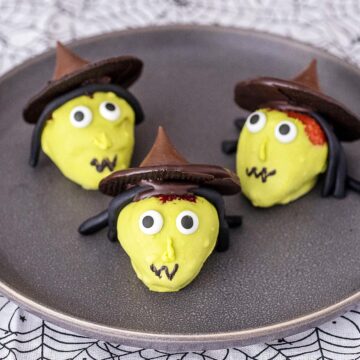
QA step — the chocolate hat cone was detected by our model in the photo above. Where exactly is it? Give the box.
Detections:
[99,127,241,197]
[140,126,188,167]
[235,59,360,141]
[52,41,89,80]
[23,41,143,124]
[293,59,320,91]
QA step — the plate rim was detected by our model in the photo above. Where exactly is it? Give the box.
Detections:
[1,278,359,350]
[1,24,360,351]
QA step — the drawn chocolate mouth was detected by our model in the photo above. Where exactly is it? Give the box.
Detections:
[150,264,179,281]
[246,166,277,183]
[90,155,117,173]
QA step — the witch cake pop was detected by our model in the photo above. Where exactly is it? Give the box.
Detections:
[79,127,241,292]
[23,42,144,190]
[223,60,360,207]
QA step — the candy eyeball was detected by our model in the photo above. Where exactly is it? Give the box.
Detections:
[139,210,163,235]
[176,210,199,235]
[275,121,298,143]
[69,106,93,128]
[246,111,267,133]
[99,101,121,122]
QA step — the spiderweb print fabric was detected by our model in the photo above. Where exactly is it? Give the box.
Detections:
[1,0,360,359]
[2,294,360,359]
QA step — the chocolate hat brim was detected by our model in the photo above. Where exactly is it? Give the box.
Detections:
[23,56,143,124]
[235,77,360,142]
[99,164,240,197]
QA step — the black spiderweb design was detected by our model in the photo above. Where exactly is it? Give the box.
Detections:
[1,0,360,75]
[1,294,360,360]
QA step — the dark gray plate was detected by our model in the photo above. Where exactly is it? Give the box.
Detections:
[0,25,360,351]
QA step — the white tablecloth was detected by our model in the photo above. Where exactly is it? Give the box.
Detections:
[1,1,360,359]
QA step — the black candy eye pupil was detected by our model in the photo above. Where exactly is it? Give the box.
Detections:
[142,216,154,228]
[249,114,260,124]
[105,103,116,111]
[181,215,193,229]
[279,124,290,135]
[74,111,84,121]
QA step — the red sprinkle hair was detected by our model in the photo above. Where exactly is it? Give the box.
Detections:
[155,194,197,203]
[285,111,327,146]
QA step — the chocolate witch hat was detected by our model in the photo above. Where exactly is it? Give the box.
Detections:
[235,60,360,141]
[23,41,143,124]
[100,127,240,196]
